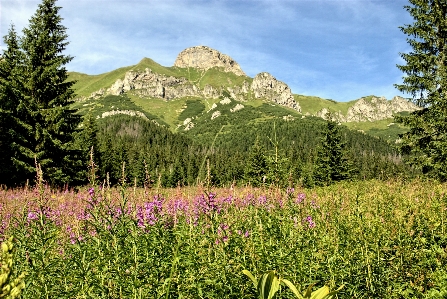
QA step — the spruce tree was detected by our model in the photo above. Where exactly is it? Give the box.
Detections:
[73,112,100,184]
[19,0,81,185]
[395,0,447,180]
[313,119,353,186]
[0,25,33,185]
[244,139,268,187]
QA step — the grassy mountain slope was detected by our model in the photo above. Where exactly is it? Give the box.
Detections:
[68,58,408,142]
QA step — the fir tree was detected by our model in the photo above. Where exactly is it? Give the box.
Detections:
[73,112,100,183]
[0,25,33,185]
[313,119,353,186]
[244,138,268,187]
[20,0,81,185]
[395,0,447,180]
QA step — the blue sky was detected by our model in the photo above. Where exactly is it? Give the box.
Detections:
[1,0,412,102]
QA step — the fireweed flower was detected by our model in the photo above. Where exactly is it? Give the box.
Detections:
[295,193,306,204]
[286,187,295,195]
[257,195,267,206]
[27,211,39,221]
[305,216,316,228]
[88,188,95,197]
[219,223,229,231]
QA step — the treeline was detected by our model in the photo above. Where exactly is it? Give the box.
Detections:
[84,113,416,188]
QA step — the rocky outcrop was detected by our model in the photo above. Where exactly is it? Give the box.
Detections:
[251,72,301,112]
[345,96,419,122]
[174,46,246,76]
[107,68,198,100]
[230,104,244,112]
[315,96,420,122]
[100,68,301,114]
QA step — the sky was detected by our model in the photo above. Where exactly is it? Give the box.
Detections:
[1,0,413,102]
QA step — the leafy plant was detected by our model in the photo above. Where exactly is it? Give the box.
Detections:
[0,237,26,299]
[242,270,281,299]
[281,280,343,299]
[242,269,343,299]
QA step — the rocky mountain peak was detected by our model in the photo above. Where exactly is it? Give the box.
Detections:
[316,95,420,122]
[173,46,246,76]
[251,72,301,112]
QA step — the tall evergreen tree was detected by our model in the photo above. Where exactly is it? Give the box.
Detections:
[244,139,268,187]
[19,0,81,185]
[313,119,353,186]
[0,25,33,185]
[73,112,100,184]
[395,0,447,180]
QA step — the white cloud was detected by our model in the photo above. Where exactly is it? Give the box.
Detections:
[1,0,412,101]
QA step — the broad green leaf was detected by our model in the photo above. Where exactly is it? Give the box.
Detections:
[242,269,258,289]
[325,284,344,298]
[282,278,304,299]
[310,285,329,299]
[303,283,317,298]
[258,271,280,299]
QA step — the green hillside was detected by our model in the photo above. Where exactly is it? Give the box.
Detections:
[68,58,410,143]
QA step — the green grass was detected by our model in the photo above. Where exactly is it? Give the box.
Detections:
[344,118,408,141]
[296,94,357,115]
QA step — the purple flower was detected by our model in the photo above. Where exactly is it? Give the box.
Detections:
[244,230,250,238]
[305,216,316,228]
[27,212,38,221]
[286,187,295,195]
[295,193,306,204]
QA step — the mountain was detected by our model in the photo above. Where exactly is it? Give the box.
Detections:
[65,46,422,186]
[69,45,418,141]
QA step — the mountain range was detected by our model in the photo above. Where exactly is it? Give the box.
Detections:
[69,45,419,141]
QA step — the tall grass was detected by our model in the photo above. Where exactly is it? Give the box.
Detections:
[0,179,446,298]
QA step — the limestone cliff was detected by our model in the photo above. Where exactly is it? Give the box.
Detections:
[174,46,246,76]
[316,96,420,122]
[106,68,199,100]
[251,72,301,112]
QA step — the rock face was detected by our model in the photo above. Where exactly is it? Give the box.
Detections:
[345,96,419,122]
[251,72,301,112]
[174,46,246,76]
[107,68,199,100]
[316,96,420,122]
[100,69,301,112]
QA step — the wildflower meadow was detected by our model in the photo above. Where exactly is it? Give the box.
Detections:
[0,179,446,298]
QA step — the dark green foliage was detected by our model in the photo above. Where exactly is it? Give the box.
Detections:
[94,115,202,186]
[0,0,81,186]
[178,99,205,121]
[395,0,447,181]
[73,112,100,184]
[0,25,31,185]
[92,109,414,188]
[313,120,354,186]
[244,139,268,186]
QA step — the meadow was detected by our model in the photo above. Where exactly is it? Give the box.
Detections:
[0,179,446,298]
